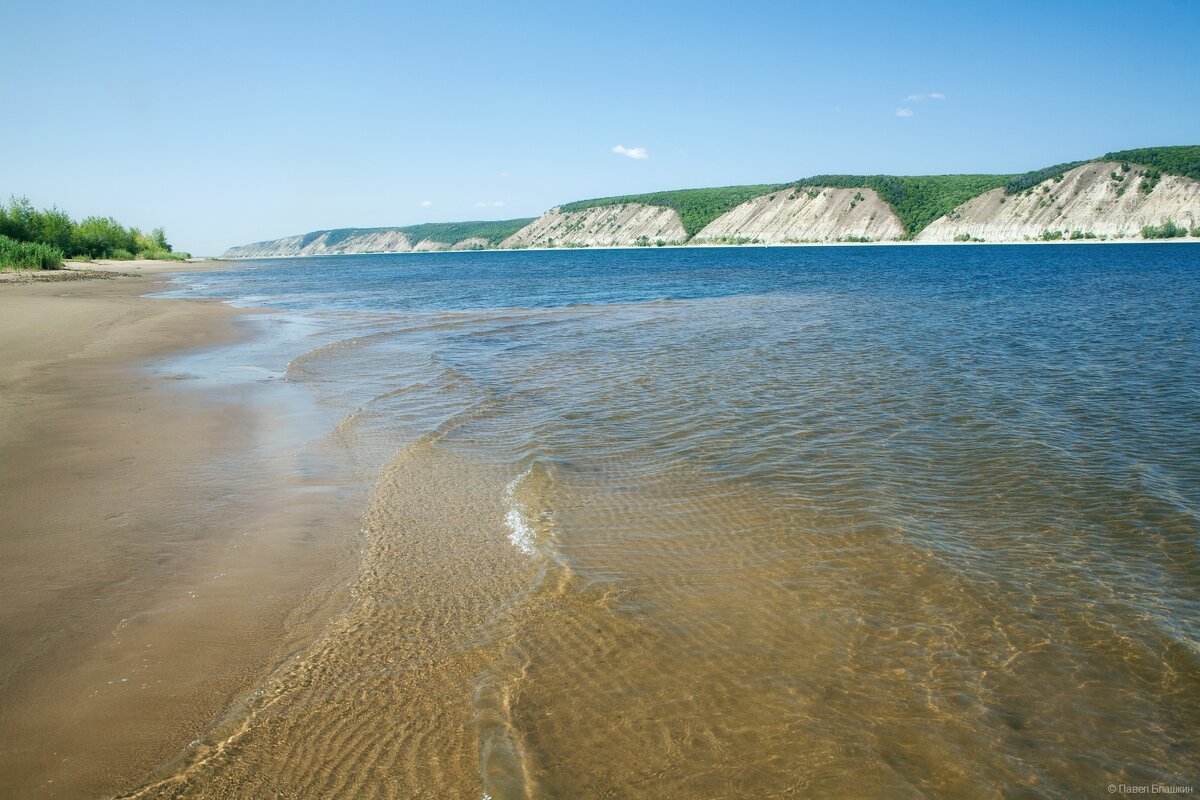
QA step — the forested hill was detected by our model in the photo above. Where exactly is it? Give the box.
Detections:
[222,145,1200,256]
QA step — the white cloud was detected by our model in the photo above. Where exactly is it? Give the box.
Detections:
[895,108,914,118]
[906,92,946,102]
[492,200,505,207]
[612,144,648,160]
[475,200,505,208]
[499,171,510,177]
[420,200,432,208]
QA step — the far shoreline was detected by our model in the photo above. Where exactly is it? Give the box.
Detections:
[214,235,1200,261]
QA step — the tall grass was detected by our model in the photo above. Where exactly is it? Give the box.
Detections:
[0,234,64,270]
[136,249,191,261]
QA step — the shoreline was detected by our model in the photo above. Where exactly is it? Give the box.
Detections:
[0,260,221,285]
[0,264,363,798]
[215,235,1200,260]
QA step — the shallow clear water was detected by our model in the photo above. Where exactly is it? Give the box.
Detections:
[158,244,1200,798]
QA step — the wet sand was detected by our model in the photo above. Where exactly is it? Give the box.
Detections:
[0,266,362,798]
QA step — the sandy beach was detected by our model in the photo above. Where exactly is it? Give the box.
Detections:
[2,247,1197,798]
[0,264,362,798]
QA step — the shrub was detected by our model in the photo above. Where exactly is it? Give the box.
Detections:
[1141,220,1187,239]
[0,198,77,253]
[1140,166,1161,194]
[1041,230,1064,241]
[0,234,64,270]
[0,196,39,241]
[0,195,181,259]
[701,235,762,245]
[72,216,137,258]
[37,208,75,253]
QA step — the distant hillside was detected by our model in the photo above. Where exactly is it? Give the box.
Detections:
[224,218,535,259]
[788,174,1014,237]
[917,160,1200,243]
[305,219,533,249]
[559,185,786,239]
[222,146,1200,257]
[691,187,905,245]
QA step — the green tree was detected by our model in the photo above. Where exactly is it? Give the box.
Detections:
[0,196,38,242]
[72,216,138,258]
[37,207,76,253]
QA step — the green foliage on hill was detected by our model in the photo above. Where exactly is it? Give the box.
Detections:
[559,185,786,238]
[0,195,186,262]
[1102,146,1200,182]
[790,174,1013,237]
[1004,162,1087,194]
[398,219,536,245]
[0,234,64,270]
[546,145,1196,242]
[999,147,1198,197]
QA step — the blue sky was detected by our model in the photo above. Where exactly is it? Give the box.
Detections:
[2,0,1198,255]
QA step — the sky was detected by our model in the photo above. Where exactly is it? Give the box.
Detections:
[2,0,1198,255]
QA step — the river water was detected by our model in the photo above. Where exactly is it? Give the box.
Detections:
[145,243,1199,798]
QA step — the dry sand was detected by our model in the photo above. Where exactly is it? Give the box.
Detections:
[0,264,361,798]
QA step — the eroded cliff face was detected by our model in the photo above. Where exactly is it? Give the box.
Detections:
[917,162,1200,242]
[451,237,491,250]
[222,231,501,258]
[223,230,415,258]
[501,204,687,248]
[223,158,1200,257]
[694,187,904,243]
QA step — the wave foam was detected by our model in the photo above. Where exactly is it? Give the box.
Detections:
[503,470,537,556]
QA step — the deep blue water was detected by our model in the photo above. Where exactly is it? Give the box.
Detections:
[174,243,1200,313]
